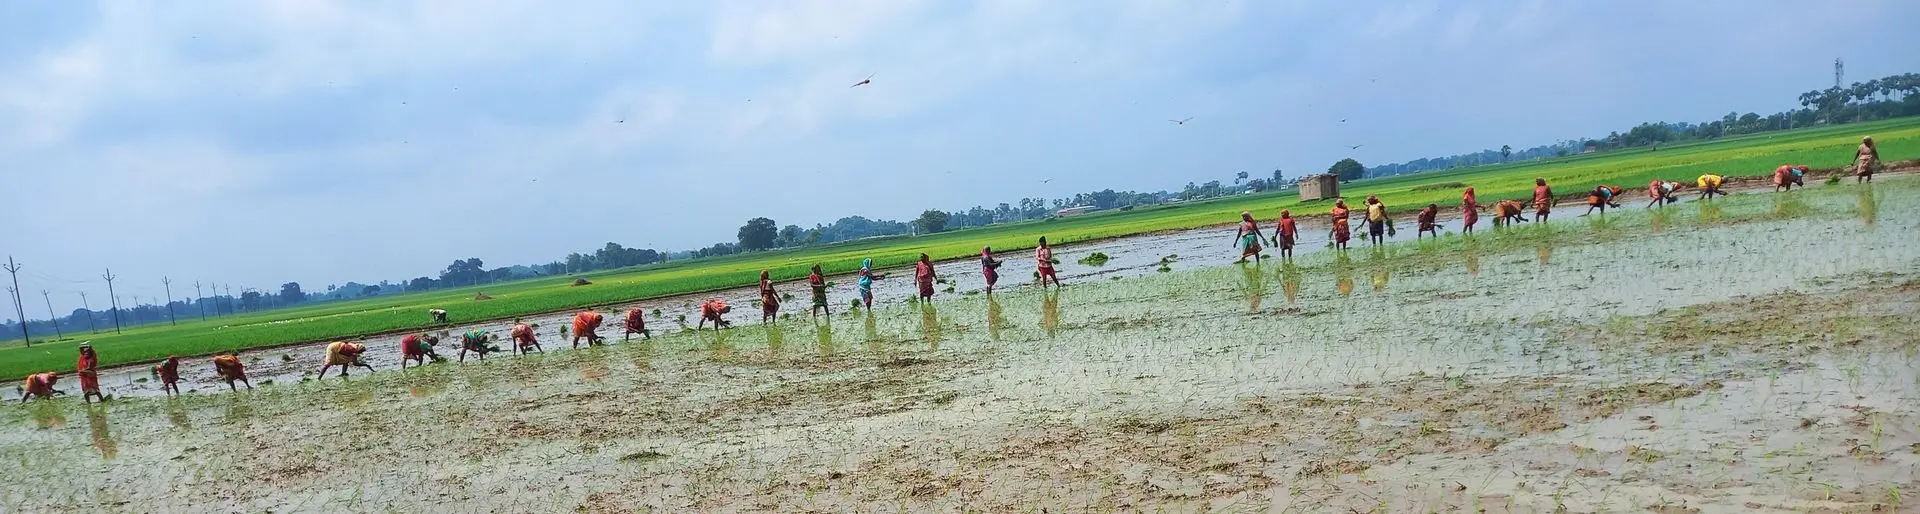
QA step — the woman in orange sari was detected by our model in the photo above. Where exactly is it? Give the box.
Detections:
[77,344,103,404]
[698,299,732,331]
[623,308,650,340]
[1329,200,1352,250]
[1532,178,1554,222]
[1273,210,1298,260]
[571,311,605,348]
[1855,136,1879,183]
[758,270,780,323]
[212,353,251,391]
[1460,187,1480,234]
[914,253,937,301]
[152,356,182,396]
[19,372,60,403]
[510,320,543,354]
[1415,204,1439,239]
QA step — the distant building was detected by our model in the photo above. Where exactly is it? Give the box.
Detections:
[1297,174,1339,201]
[1056,206,1097,217]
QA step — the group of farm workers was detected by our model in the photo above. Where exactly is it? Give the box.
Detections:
[12,136,1889,402]
[1229,135,1885,263]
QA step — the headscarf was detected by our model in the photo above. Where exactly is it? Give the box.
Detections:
[1240,211,1254,222]
[861,258,872,271]
[858,258,874,289]
[1280,209,1291,219]
[919,253,930,263]
[981,246,992,258]
[760,270,770,280]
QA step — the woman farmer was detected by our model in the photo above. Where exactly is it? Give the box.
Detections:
[152,356,182,396]
[1492,200,1529,227]
[623,308,650,340]
[1696,173,1725,200]
[980,247,1003,293]
[1036,237,1062,288]
[698,299,732,330]
[1329,200,1353,250]
[571,311,605,348]
[1460,187,1480,234]
[212,353,251,391]
[1272,210,1299,260]
[18,372,59,403]
[1584,185,1623,215]
[458,330,500,361]
[1532,178,1554,222]
[807,264,831,316]
[1415,204,1439,239]
[1646,179,1680,208]
[856,259,877,309]
[400,333,443,369]
[758,270,780,323]
[1232,211,1266,263]
[510,321,543,355]
[76,343,104,403]
[1855,136,1879,183]
[1362,196,1392,245]
[914,253,937,301]
[318,341,374,378]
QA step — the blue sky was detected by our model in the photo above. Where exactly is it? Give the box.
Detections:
[2,0,1915,314]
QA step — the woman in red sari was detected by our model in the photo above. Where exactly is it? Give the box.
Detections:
[152,356,182,396]
[1460,187,1480,234]
[1035,237,1061,288]
[758,270,780,323]
[1416,204,1439,239]
[1329,200,1352,250]
[401,333,443,368]
[76,344,103,404]
[980,247,1002,293]
[698,299,732,331]
[1273,210,1298,260]
[1532,178,1554,222]
[914,253,937,301]
[510,321,543,355]
[571,311,605,348]
[623,308,650,340]
[18,372,59,403]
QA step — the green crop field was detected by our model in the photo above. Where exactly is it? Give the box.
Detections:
[4,117,1915,379]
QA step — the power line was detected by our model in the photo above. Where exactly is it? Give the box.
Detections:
[4,257,28,346]
[102,268,123,334]
[162,277,177,326]
[39,290,62,340]
[78,291,97,333]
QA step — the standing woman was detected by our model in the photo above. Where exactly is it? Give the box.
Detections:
[1460,187,1480,234]
[1232,211,1265,263]
[152,356,182,396]
[758,270,780,323]
[1273,210,1298,260]
[1855,136,1879,183]
[76,343,104,404]
[856,259,876,310]
[980,247,1003,293]
[1036,237,1062,287]
[914,253,937,301]
[1329,200,1353,250]
[1362,196,1390,245]
[807,264,831,317]
[1532,178,1554,222]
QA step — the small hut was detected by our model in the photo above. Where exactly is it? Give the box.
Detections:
[1298,174,1339,201]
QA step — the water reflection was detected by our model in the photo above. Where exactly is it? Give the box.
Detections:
[87,405,117,460]
[1241,263,1266,312]
[765,324,785,354]
[31,401,67,429]
[1698,200,1724,223]
[815,319,835,357]
[705,330,733,361]
[1859,184,1877,226]
[165,399,191,430]
[223,396,254,424]
[1371,266,1391,293]
[408,369,452,398]
[985,295,1005,341]
[1536,245,1552,265]
[579,359,609,382]
[1280,263,1301,304]
[1649,209,1668,234]
[919,302,942,350]
[1333,252,1354,297]
[1041,290,1061,338]
[1464,250,1480,277]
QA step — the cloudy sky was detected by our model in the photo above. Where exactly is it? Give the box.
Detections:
[2,0,1915,314]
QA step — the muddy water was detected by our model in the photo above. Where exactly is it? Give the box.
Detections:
[1,177,1914,513]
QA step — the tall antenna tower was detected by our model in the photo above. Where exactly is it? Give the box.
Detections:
[1834,58,1844,89]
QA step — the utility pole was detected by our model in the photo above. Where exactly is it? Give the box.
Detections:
[39,290,62,340]
[161,277,177,326]
[78,291,97,333]
[193,281,206,321]
[102,268,123,334]
[4,257,27,346]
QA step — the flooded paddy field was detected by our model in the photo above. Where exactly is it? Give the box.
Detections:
[3,177,1917,512]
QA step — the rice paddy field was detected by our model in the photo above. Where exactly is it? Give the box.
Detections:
[3,171,1915,512]
[6,117,1920,381]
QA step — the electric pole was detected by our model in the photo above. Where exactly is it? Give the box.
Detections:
[103,268,123,334]
[78,291,97,333]
[4,257,28,346]
[39,290,61,340]
[162,277,177,326]
[1834,57,1844,90]
[193,281,206,320]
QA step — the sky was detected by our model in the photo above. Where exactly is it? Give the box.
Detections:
[2,0,1917,316]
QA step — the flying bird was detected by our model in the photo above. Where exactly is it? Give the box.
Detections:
[1169,117,1193,125]
[850,74,874,88]
[1339,118,1347,123]
[616,119,625,124]
[1041,178,1054,183]
[1348,144,1363,150]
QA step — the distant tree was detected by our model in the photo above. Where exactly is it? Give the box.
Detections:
[240,290,264,310]
[279,282,305,304]
[1271,169,1284,185]
[408,276,436,291]
[1500,145,1512,162]
[361,285,381,297]
[1234,171,1249,184]
[440,258,485,286]
[777,225,804,247]
[914,210,951,234]
[1328,158,1366,182]
[737,217,778,251]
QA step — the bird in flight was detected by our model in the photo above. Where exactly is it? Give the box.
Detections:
[1169,117,1193,125]
[1041,178,1054,183]
[850,74,874,88]
[616,119,625,124]
[1347,144,1364,150]
[1339,118,1348,123]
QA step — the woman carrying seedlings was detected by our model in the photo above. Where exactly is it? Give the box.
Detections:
[1273,210,1299,259]
[152,356,182,396]
[856,259,876,309]
[1362,196,1390,245]
[1696,173,1725,200]
[510,321,543,354]
[1855,136,1879,183]
[18,372,59,403]
[1415,204,1439,239]
[76,343,104,403]
[400,333,442,368]
[1232,211,1265,263]
[1774,164,1808,192]
[758,270,780,323]
[318,341,374,378]
[1532,178,1554,222]
[1329,200,1353,249]
[698,299,732,330]
[808,264,831,316]
[914,253,937,301]
[1460,187,1480,234]
[623,308,649,340]
[980,247,1003,293]
[1036,237,1062,287]
[212,353,251,390]
[571,311,605,348]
